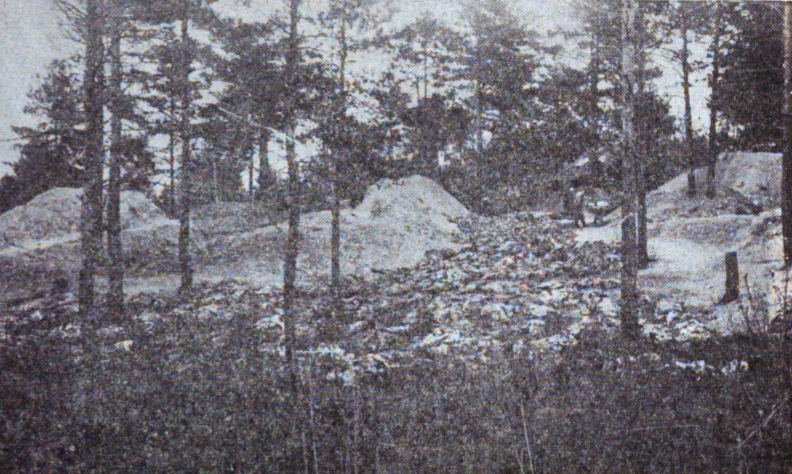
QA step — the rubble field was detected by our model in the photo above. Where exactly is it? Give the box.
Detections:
[2,162,787,366]
[8,210,744,382]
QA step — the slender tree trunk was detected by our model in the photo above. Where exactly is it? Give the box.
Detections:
[589,35,602,187]
[330,19,347,318]
[423,42,428,101]
[212,154,220,203]
[784,3,792,268]
[474,81,484,213]
[257,131,271,200]
[636,3,649,269]
[178,1,193,297]
[107,12,124,319]
[707,13,722,200]
[637,158,648,267]
[169,128,176,215]
[283,0,302,397]
[169,78,178,216]
[249,152,255,202]
[620,0,640,340]
[422,41,432,177]
[682,17,696,197]
[330,147,341,314]
[79,0,105,321]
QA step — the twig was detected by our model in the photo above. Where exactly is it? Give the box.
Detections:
[519,401,535,474]
[214,104,299,145]
[737,400,785,449]
[625,423,700,434]
[514,446,526,474]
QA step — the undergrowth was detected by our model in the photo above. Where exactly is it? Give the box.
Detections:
[1,293,791,473]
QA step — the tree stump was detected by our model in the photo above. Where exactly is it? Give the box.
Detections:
[722,251,740,303]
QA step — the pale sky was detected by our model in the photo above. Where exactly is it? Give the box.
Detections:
[0,0,707,178]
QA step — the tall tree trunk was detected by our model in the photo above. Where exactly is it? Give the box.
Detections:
[620,0,640,341]
[79,0,105,321]
[589,34,602,187]
[169,80,178,216]
[107,11,124,319]
[422,41,432,178]
[330,19,347,318]
[178,1,193,297]
[682,17,696,197]
[706,12,722,200]
[636,3,649,269]
[283,0,302,397]
[784,3,792,268]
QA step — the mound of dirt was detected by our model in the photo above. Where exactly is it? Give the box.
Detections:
[579,152,784,314]
[205,175,470,287]
[644,152,781,221]
[192,202,277,237]
[0,188,180,302]
[648,214,757,248]
[0,188,167,248]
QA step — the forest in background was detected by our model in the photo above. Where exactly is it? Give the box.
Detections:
[2,0,783,217]
[4,1,792,472]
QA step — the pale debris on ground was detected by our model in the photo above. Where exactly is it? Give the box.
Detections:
[577,152,784,334]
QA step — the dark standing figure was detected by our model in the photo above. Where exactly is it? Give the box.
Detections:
[574,188,586,228]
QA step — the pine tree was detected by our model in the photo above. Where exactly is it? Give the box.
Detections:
[106,0,125,319]
[127,0,217,296]
[706,3,724,200]
[321,0,386,318]
[10,60,86,204]
[206,18,284,202]
[461,0,538,211]
[76,0,107,321]
[174,0,194,297]
[282,0,302,401]
[719,3,783,149]
[620,0,640,341]
[680,10,696,197]
[783,2,792,268]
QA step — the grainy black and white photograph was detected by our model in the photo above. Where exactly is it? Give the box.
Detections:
[1,0,792,471]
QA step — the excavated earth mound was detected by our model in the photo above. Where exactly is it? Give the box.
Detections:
[578,152,784,328]
[0,188,177,302]
[0,176,470,300]
[645,152,781,221]
[0,188,167,248]
[202,175,470,287]
[192,201,277,237]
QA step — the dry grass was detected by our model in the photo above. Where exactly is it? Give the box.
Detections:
[2,291,791,473]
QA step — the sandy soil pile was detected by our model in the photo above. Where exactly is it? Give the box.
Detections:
[0,176,470,299]
[192,201,276,237]
[201,175,470,287]
[0,189,173,302]
[0,188,166,249]
[645,152,781,221]
[579,152,784,327]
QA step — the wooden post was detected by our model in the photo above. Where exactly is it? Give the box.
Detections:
[723,251,740,303]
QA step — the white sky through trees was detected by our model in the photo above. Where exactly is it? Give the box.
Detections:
[0,0,709,177]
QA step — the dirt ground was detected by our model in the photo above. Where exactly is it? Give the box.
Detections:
[577,152,784,333]
[1,176,471,301]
